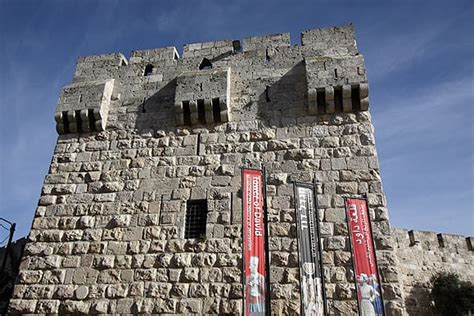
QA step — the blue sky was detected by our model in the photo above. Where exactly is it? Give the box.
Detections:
[0,0,473,241]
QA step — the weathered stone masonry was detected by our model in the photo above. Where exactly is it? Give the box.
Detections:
[393,229,474,316]
[10,25,408,314]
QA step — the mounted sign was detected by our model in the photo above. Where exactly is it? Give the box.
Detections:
[242,168,270,316]
[345,198,385,316]
[294,183,326,316]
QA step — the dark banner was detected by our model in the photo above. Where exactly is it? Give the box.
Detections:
[345,198,385,316]
[294,183,326,316]
[242,168,268,316]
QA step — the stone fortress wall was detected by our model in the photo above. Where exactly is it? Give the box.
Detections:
[9,24,409,314]
[392,228,473,316]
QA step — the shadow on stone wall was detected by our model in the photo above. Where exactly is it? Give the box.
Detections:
[404,281,438,316]
[256,61,308,124]
[133,60,311,135]
[134,78,178,133]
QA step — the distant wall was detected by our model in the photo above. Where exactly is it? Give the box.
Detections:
[0,237,27,314]
[392,228,474,315]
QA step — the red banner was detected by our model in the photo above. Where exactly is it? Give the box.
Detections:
[346,198,384,316]
[242,168,268,316]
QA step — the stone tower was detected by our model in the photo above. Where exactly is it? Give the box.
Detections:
[9,25,406,314]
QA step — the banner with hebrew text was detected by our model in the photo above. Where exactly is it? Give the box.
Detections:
[345,198,385,316]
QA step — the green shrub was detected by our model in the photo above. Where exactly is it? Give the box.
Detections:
[430,272,474,316]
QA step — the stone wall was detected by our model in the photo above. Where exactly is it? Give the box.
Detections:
[10,25,406,315]
[392,228,473,315]
[0,237,27,314]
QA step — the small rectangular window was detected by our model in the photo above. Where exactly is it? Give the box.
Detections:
[185,200,208,239]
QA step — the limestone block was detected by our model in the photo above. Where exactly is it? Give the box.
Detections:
[73,53,126,82]
[55,79,115,134]
[243,32,291,52]
[359,82,369,110]
[8,299,37,314]
[183,39,234,58]
[61,300,91,314]
[179,298,203,314]
[18,270,43,284]
[301,25,357,56]
[36,300,60,314]
[130,47,178,64]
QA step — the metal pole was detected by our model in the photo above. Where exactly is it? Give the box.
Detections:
[262,167,271,316]
[313,180,328,316]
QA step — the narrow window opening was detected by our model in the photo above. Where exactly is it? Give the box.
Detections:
[144,64,154,76]
[317,89,326,114]
[212,98,221,123]
[75,110,83,133]
[265,49,270,62]
[230,193,234,224]
[199,58,213,70]
[265,86,270,102]
[185,199,208,239]
[334,86,343,113]
[334,68,338,78]
[323,62,327,71]
[197,99,205,124]
[62,111,70,134]
[159,195,164,225]
[437,234,445,248]
[88,109,96,131]
[78,94,82,103]
[351,85,361,112]
[357,67,361,75]
[183,101,191,125]
[232,40,241,53]
[142,97,147,113]
[196,133,201,156]
[199,82,203,92]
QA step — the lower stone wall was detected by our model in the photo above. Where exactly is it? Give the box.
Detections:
[392,228,474,315]
[0,237,27,314]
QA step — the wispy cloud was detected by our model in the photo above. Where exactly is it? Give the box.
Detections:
[372,75,474,235]
[375,76,473,141]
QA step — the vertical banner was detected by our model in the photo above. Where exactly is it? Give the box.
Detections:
[242,168,269,316]
[345,198,385,316]
[294,183,326,316]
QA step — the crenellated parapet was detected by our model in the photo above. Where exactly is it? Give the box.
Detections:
[53,24,369,135]
[392,228,473,315]
[73,53,127,83]
[174,67,230,126]
[305,55,368,114]
[54,79,116,134]
[392,228,474,252]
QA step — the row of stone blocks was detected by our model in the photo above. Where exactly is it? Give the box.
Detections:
[308,83,369,114]
[174,97,229,126]
[55,109,105,134]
